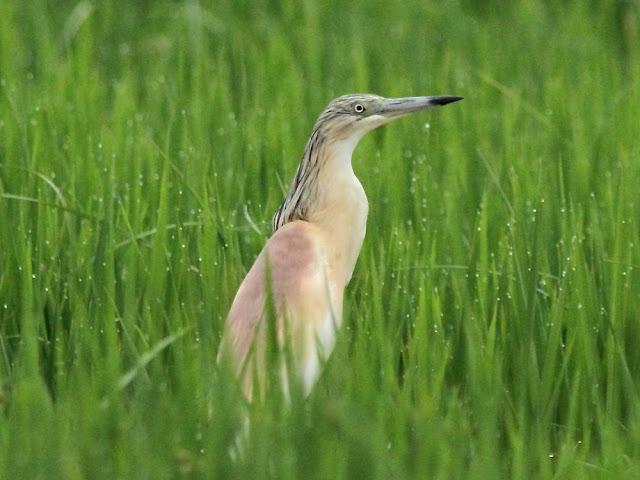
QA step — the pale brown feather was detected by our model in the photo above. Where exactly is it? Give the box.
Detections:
[219,220,340,399]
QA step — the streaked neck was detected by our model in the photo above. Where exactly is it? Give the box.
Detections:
[273,132,369,286]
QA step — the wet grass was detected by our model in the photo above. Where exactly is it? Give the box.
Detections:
[1,0,639,478]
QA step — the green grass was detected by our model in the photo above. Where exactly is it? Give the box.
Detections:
[1,0,639,478]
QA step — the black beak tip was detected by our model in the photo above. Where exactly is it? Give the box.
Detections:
[432,96,464,106]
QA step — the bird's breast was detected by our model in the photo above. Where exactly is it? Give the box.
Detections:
[312,172,369,287]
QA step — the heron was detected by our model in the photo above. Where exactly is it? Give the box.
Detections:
[218,93,462,401]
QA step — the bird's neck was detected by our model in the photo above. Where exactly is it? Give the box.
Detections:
[309,140,369,288]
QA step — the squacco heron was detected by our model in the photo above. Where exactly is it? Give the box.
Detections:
[219,94,462,400]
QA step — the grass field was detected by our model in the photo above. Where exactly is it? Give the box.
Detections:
[1,0,639,478]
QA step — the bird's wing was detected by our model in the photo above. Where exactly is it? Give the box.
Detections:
[218,221,335,395]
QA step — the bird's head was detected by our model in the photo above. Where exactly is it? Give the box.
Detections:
[314,93,463,147]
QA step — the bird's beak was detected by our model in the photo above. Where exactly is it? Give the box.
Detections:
[378,96,463,119]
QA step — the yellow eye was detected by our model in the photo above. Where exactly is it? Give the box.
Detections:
[354,103,365,113]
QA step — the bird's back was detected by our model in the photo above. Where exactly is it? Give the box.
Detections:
[218,220,341,399]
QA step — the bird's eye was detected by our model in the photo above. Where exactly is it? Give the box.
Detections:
[354,103,365,113]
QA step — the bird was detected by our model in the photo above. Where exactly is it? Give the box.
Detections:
[218,93,462,401]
